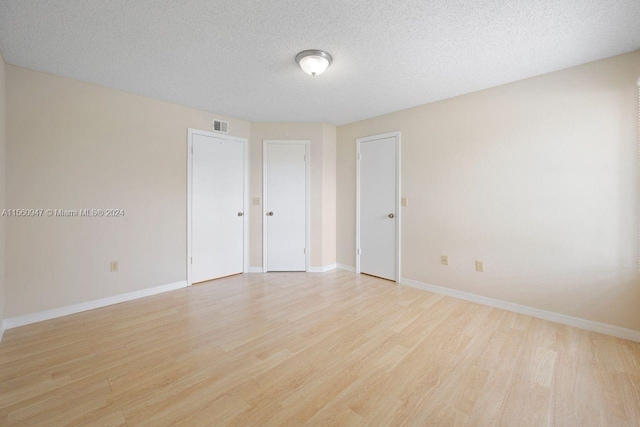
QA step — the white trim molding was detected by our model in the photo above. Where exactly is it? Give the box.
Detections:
[401,277,640,343]
[3,281,188,330]
[337,264,356,272]
[248,266,264,273]
[356,131,401,282]
[187,128,250,286]
[0,322,5,343]
[309,264,337,273]
[262,140,311,272]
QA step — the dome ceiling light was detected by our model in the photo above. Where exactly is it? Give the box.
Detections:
[295,50,332,76]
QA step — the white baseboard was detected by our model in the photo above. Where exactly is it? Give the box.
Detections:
[3,281,188,330]
[400,278,640,343]
[248,266,264,273]
[337,264,355,272]
[309,264,337,273]
[0,321,5,343]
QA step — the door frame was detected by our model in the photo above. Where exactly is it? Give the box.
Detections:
[187,128,250,286]
[356,131,402,282]
[262,140,311,272]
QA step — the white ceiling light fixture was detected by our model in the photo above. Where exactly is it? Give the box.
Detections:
[295,50,332,76]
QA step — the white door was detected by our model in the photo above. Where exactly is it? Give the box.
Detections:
[264,142,308,271]
[192,134,245,283]
[358,134,399,281]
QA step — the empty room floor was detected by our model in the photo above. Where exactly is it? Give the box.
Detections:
[0,271,639,426]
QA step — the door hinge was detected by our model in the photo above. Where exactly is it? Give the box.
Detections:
[190,257,193,264]
[357,153,361,161]
[357,248,361,255]
[191,145,193,154]
[304,248,307,254]
[303,154,306,162]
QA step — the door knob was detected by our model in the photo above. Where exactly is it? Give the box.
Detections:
[237,212,244,217]
[267,212,274,216]
[388,213,395,218]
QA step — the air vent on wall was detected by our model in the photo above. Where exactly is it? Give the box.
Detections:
[213,119,229,134]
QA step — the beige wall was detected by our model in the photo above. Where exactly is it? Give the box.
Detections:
[4,65,337,319]
[337,51,640,330]
[3,50,638,333]
[5,65,250,318]
[322,124,337,267]
[0,52,5,327]
[249,122,336,269]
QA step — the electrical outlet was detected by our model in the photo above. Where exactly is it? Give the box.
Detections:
[401,197,409,207]
[441,255,448,266]
[110,261,119,272]
[475,260,484,272]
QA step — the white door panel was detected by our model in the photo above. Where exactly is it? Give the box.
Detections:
[192,134,244,282]
[265,143,307,271]
[359,136,398,281]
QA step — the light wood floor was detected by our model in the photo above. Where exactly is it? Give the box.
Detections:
[1,271,639,426]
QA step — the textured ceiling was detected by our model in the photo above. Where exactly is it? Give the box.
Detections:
[0,1,639,125]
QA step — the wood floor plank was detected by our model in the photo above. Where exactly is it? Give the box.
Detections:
[0,270,638,426]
